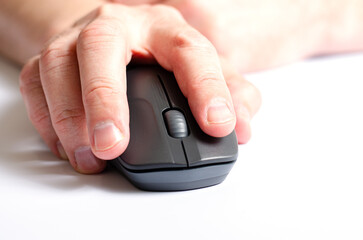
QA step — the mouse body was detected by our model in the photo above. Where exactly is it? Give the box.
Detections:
[112,65,238,191]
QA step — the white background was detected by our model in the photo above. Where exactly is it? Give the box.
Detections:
[0,53,362,240]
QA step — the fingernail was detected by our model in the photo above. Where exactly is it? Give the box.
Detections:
[56,141,68,160]
[207,100,235,124]
[74,146,104,173]
[93,121,123,151]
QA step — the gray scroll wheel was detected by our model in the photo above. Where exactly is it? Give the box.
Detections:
[163,109,189,138]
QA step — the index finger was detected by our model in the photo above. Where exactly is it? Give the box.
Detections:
[145,6,236,137]
[76,6,132,160]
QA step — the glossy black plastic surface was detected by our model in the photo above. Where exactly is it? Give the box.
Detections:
[112,65,238,191]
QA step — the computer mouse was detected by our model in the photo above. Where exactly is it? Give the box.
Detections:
[112,65,238,191]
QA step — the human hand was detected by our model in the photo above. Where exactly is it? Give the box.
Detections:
[112,0,332,72]
[19,3,261,174]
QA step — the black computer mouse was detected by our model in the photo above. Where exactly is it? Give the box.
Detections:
[112,65,238,191]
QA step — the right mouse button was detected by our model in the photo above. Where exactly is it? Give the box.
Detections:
[163,109,189,138]
[183,129,238,167]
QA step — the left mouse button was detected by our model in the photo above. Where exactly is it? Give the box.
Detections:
[120,100,187,170]
[163,109,189,138]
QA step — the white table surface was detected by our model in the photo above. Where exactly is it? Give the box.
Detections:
[0,53,362,240]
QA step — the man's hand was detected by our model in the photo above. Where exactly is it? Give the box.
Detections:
[18,3,261,174]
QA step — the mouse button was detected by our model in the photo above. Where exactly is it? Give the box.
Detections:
[157,69,187,108]
[157,68,238,165]
[127,68,170,110]
[163,109,189,138]
[183,127,238,167]
[121,99,187,170]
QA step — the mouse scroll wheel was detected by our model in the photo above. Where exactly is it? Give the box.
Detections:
[163,109,189,138]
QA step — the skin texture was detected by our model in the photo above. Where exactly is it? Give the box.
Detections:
[1,0,362,174]
[5,2,261,174]
[114,0,363,72]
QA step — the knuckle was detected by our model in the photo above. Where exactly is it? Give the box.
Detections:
[172,28,216,56]
[173,28,206,48]
[188,72,225,95]
[94,3,116,18]
[197,73,224,85]
[83,76,122,106]
[19,60,40,95]
[28,104,50,128]
[94,4,111,17]
[78,17,123,51]
[51,105,85,130]
[20,59,36,83]
[40,41,75,74]
[80,19,120,39]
